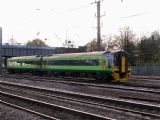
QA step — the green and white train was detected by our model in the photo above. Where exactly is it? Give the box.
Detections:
[7,51,131,81]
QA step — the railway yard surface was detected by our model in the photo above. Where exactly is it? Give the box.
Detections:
[1,74,160,120]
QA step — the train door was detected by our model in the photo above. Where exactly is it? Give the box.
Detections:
[121,55,126,73]
[119,53,128,78]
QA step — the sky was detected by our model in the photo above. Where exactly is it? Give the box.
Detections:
[0,0,160,47]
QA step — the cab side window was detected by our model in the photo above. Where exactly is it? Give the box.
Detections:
[106,55,113,67]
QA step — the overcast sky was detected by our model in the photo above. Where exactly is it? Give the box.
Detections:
[0,0,160,47]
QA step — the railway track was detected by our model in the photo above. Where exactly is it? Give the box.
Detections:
[1,91,113,120]
[129,76,160,85]
[1,81,160,120]
[4,73,160,89]
[3,72,160,86]
[2,74,160,105]
[2,74,160,95]
[4,75,160,93]
[132,76,160,80]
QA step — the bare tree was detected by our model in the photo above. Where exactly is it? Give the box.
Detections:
[102,35,115,51]
[8,36,17,45]
[85,39,106,52]
[114,26,137,65]
[114,26,136,51]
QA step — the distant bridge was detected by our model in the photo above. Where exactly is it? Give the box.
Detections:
[2,45,56,57]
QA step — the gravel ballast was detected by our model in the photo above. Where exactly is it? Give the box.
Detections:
[0,103,48,120]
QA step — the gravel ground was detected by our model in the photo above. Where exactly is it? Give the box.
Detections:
[0,103,48,120]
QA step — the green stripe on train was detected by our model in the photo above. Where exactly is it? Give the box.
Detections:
[43,66,113,73]
[42,66,101,71]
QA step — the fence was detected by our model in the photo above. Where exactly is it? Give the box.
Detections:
[131,66,160,76]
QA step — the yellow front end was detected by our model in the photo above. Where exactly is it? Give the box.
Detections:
[112,66,131,81]
[112,55,131,81]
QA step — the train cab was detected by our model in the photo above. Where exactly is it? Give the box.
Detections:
[113,51,131,80]
[106,51,131,81]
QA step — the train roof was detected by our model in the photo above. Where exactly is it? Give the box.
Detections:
[8,51,127,61]
[43,51,107,59]
[43,51,128,59]
[8,55,41,61]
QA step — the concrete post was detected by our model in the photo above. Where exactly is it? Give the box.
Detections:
[0,27,2,75]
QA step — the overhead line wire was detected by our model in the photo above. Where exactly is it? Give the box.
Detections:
[121,12,150,19]
[66,3,92,13]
